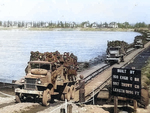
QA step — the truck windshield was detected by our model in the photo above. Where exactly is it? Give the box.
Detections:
[110,48,119,51]
[137,39,142,41]
[31,63,50,70]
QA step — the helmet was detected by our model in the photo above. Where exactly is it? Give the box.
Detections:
[80,75,84,79]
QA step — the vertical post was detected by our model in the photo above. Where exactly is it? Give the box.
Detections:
[65,99,67,113]
[93,88,95,105]
[134,100,137,111]
[67,104,72,113]
[60,108,65,113]
[114,96,118,113]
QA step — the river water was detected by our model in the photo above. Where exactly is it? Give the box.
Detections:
[0,30,140,82]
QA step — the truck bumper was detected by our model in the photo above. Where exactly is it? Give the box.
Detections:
[135,45,143,47]
[146,38,150,41]
[106,58,120,61]
[15,88,43,95]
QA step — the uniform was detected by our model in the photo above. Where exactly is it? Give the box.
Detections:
[76,75,85,102]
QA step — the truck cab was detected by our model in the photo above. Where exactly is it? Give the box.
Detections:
[106,46,124,64]
[134,36,144,48]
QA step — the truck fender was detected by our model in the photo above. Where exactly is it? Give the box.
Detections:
[63,85,70,94]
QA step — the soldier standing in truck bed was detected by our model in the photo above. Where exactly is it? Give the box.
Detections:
[76,75,85,103]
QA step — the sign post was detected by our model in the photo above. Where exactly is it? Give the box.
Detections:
[114,96,118,113]
[134,100,137,111]
[112,68,141,112]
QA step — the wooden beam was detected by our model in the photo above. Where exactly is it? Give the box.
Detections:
[134,100,137,111]
[114,96,118,113]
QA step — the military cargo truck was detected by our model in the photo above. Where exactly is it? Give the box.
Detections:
[15,51,78,106]
[105,40,128,64]
[134,35,144,48]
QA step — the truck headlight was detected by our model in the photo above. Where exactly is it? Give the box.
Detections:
[106,55,109,58]
[37,80,41,84]
[21,79,25,83]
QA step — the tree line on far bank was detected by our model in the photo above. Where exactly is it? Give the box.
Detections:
[0,20,149,29]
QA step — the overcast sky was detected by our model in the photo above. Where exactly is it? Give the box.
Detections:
[0,0,150,23]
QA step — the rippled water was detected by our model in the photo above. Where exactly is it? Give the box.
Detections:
[0,30,140,81]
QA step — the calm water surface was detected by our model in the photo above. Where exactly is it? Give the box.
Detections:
[0,30,140,81]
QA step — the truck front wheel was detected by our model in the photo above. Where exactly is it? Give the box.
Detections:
[65,86,71,101]
[70,85,75,99]
[42,89,51,106]
[60,86,71,101]
[15,93,21,103]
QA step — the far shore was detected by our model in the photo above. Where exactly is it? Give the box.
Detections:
[0,27,136,32]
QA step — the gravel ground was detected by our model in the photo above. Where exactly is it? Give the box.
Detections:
[0,96,15,105]
[37,102,109,113]
[0,103,39,113]
[125,47,150,69]
[0,96,149,113]
[0,97,109,113]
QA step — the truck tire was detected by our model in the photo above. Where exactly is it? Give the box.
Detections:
[42,89,51,106]
[15,93,21,103]
[70,85,75,99]
[61,94,65,101]
[65,86,71,101]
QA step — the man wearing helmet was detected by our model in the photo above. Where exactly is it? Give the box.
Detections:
[76,75,85,103]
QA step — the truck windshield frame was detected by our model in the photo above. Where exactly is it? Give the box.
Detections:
[109,48,119,51]
[29,61,51,71]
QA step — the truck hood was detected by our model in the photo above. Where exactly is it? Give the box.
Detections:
[25,73,46,79]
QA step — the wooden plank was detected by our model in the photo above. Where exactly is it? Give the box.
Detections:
[114,96,118,113]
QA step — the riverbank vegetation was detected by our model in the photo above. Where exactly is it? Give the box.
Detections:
[0,27,136,31]
[141,58,150,95]
[0,20,150,31]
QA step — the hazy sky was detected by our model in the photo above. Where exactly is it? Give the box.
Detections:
[0,0,150,23]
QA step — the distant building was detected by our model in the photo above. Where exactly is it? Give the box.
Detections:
[108,22,118,28]
[26,22,33,28]
[42,22,49,27]
[2,21,11,27]
[102,23,108,28]
[91,22,98,28]
[70,22,76,28]
[11,21,18,28]
[84,23,90,28]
